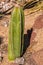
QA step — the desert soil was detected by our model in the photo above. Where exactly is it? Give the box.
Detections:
[0,8,43,65]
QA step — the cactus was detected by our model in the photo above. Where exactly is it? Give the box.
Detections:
[8,5,24,61]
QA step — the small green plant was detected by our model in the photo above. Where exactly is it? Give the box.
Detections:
[8,4,24,61]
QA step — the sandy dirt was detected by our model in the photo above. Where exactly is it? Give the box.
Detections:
[0,8,43,65]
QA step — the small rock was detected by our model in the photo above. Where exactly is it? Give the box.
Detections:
[14,57,24,64]
[3,3,9,11]
[1,21,9,27]
[4,22,8,27]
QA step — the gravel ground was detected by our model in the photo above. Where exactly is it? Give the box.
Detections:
[0,8,43,65]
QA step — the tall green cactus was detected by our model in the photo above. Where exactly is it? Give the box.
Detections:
[8,5,24,61]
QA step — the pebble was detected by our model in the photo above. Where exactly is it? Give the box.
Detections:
[4,22,8,27]
[3,3,10,11]
[14,57,24,64]
[1,21,9,27]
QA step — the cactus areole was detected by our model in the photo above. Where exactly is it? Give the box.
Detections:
[8,3,24,61]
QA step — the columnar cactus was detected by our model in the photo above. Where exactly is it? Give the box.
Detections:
[8,4,24,61]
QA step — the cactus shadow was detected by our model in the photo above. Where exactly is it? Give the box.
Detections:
[22,28,33,56]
